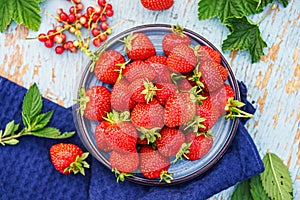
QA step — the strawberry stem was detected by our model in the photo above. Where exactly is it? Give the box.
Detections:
[173,142,191,164]
[112,168,133,182]
[159,170,173,184]
[225,98,254,119]
[63,152,90,175]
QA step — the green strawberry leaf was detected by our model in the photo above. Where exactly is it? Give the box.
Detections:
[0,0,14,32]
[222,16,267,63]
[231,179,253,200]
[30,111,54,132]
[31,127,75,139]
[250,175,270,200]
[22,83,43,127]
[260,152,293,200]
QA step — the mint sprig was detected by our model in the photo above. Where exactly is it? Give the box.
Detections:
[198,0,289,63]
[231,152,293,200]
[0,0,44,32]
[0,83,75,146]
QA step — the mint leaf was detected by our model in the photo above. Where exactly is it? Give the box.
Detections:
[31,127,75,139]
[222,16,267,63]
[3,120,19,137]
[260,152,293,200]
[30,111,54,131]
[12,0,42,31]
[198,0,261,23]
[0,0,14,32]
[22,83,43,126]
[231,179,253,200]
[3,139,19,145]
[250,175,270,200]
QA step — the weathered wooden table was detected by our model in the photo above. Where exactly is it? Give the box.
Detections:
[0,0,299,199]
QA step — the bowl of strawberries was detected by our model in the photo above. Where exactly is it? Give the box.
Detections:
[74,24,245,185]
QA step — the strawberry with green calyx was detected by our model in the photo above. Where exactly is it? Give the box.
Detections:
[110,150,139,182]
[156,127,185,157]
[102,110,138,153]
[162,24,191,56]
[140,0,174,11]
[122,60,157,82]
[196,45,221,64]
[129,79,159,104]
[131,99,164,130]
[121,32,156,61]
[93,49,126,84]
[76,86,111,121]
[138,127,161,144]
[50,143,90,175]
[185,131,214,161]
[167,44,197,73]
[139,145,173,183]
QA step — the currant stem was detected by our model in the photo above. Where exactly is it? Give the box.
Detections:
[256,4,278,25]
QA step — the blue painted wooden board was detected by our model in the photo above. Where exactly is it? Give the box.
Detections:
[0,0,299,199]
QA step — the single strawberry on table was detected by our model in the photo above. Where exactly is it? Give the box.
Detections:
[121,32,156,61]
[93,49,126,84]
[162,24,190,56]
[77,86,111,121]
[50,143,90,175]
[139,145,173,183]
[140,0,174,11]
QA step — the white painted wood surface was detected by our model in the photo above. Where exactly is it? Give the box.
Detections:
[0,0,299,199]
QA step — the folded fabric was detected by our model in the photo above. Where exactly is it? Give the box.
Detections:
[0,76,264,200]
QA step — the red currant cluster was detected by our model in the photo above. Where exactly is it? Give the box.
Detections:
[37,0,114,55]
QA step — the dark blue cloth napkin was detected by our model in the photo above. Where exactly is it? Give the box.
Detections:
[0,76,264,200]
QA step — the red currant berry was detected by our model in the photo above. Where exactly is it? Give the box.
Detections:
[93,38,102,47]
[56,8,63,15]
[59,12,68,21]
[92,14,99,22]
[105,9,114,17]
[92,28,101,37]
[55,26,64,32]
[99,15,107,22]
[83,23,89,28]
[44,39,54,48]
[69,6,75,14]
[38,33,47,42]
[69,46,78,53]
[98,0,106,7]
[73,0,81,4]
[100,22,109,31]
[55,46,65,54]
[94,7,103,14]
[86,6,95,16]
[76,3,84,11]
[106,4,113,10]
[79,16,87,25]
[47,30,57,40]
[99,34,107,42]
[68,14,76,23]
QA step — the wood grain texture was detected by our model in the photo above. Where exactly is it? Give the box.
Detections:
[0,0,299,199]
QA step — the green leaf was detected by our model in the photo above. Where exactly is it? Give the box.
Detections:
[31,127,75,139]
[260,152,293,200]
[222,16,267,63]
[198,0,262,23]
[250,175,270,200]
[0,0,14,32]
[231,179,253,200]
[30,111,54,131]
[3,120,19,137]
[278,0,289,7]
[12,0,42,31]
[3,139,19,145]
[22,83,43,126]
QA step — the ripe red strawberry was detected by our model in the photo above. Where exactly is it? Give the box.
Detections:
[155,82,177,105]
[102,111,138,153]
[196,45,221,64]
[94,122,112,152]
[164,92,196,128]
[50,143,90,175]
[129,79,158,103]
[131,99,164,130]
[78,86,111,121]
[199,61,228,93]
[145,55,168,65]
[175,76,194,91]
[162,25,190,56]
[185,132,213,161]
[139,146,172,182]
[94,49,126,84]
[140,0,174,10]
[149,63,171,83]
[122,60,157,82]
[156,127,185,157]
[121,33,156,60]
[111,78,136,111]
[110,150,139,173]
[167,44,197,73]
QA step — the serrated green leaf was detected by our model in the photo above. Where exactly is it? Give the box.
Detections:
[31,127,75,139]
[3,120,17,137]
[250,175,270,200]
[22,83,43,126]
[12,0,42,31]
[231,179,253,200]
[222,16,267,63]
[30,111,54,131]
[198,0,262,23]
[260,152,293,200]
[0,0,14,32]
[3,139,19,145]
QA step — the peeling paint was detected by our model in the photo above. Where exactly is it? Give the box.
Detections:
[257,89,268,114]
[285,47,300,94]
[272,106,279,128]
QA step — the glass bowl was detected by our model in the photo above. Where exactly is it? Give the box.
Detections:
[73,24,240,186]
